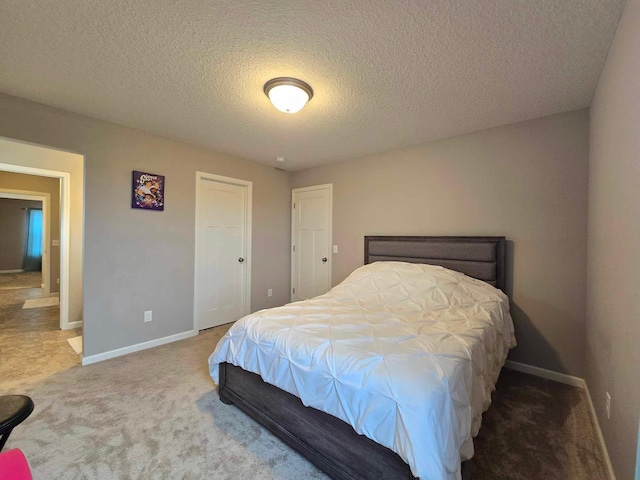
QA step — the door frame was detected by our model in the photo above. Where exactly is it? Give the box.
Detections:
[290,184,333,302]
[193,171,252,332]
[0,164,73,330]
[0,189,51,294]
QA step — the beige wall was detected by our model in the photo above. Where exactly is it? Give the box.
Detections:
[293,109,589,377]
[0,94,292,358]
[0,172,61,292]
[586,0,640,477]
[0,198,42,271]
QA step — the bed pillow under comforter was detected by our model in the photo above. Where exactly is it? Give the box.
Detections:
[209,261,516,480]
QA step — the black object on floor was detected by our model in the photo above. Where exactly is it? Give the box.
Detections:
[0,395,34,451]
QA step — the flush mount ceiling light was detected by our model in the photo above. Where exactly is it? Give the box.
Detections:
[264,77,313,114]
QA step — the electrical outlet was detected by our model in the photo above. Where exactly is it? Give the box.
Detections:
[606,392,611,420]
[56,278,60,285]
[144,310,153,323]
[333,245,339,254]
[267,288,273,297]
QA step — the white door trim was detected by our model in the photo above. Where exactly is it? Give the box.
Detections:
[194,171,252,332]
[291,184,333,302]
[0,164,73,330]
[0,189,51,295]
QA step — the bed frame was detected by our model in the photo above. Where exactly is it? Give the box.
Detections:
[219,236,506,480]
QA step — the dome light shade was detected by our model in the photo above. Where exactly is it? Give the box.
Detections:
[264,77,313,113]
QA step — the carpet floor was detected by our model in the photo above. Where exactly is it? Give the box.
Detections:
[473,370,608,479]
[1,280,609,479]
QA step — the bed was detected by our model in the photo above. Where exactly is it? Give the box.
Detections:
[209,236,514,480]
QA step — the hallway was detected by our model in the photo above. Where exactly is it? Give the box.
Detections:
[0,271,81,390]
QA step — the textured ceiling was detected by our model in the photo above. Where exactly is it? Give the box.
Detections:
[0,0,626,170]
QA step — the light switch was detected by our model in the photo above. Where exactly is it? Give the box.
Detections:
[333,245,338,254]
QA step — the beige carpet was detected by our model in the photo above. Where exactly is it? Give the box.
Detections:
[3,327,327,480]
[1,277,609,479]
[473,370,609,479]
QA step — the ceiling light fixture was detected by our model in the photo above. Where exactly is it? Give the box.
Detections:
[264,77,313,114]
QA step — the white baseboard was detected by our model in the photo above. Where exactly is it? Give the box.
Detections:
[504,360,585,388]
[0,269,24,274]
[504,360,615,479]
[583,383,617,480]
[81,330,197,366]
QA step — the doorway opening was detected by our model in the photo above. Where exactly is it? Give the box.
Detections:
[0,188,53,295]
[0,170,71,329]
[0,136,84,383]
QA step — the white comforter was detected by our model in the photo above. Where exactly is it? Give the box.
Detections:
[209,262,516,480]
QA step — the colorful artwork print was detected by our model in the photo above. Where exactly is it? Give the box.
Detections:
[132,171,165,211]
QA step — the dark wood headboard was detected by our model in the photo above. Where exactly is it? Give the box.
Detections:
[364,236,506,292]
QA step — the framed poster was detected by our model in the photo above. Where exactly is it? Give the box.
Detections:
[132,171,165,211]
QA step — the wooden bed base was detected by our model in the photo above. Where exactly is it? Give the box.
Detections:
[216,236,506,479]
[219,363,472,480]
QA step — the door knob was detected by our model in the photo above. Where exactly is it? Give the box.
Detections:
[238,257,244,263]
[322,257,328,263]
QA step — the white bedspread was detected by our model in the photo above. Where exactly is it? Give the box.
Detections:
[209,262,516,480]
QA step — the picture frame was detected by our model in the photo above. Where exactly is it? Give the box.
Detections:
[132,171,165,211]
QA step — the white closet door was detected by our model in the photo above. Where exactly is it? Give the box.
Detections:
[291,185,332,301]
[196,175,250,330]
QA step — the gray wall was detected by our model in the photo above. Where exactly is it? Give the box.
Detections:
[586,0,640,477]
[293,109,589,377]
[0,93,292,358]
[0,198,42,271]
[0,172,61,292]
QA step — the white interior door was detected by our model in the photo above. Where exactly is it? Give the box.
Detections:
[291,184,332,301]
[195,173,251,330]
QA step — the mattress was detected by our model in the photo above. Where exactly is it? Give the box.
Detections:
[209,261,516,480]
